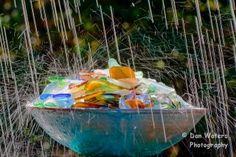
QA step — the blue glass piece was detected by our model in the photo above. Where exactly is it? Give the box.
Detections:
[53,94,72,99]
[136,94,151,104]
[126,92,136,99]
[40,94,53,101]
[52,94,73,108]
[119,96,129,109]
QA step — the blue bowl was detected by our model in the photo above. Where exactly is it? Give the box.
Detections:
[28,107,206,156]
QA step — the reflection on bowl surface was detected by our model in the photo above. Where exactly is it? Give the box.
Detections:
[28,107,206,156]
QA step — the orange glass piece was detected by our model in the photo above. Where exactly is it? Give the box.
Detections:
[86,99,107,105]
[69,83,78,89]
[125,99,145,109]
[109,66,135,80]
[72,102,102,108]
[79,70,94,81]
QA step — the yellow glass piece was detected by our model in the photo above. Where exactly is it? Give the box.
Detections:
[86,99,107,105]
[109,66,135,80]
[85,79,122,92]
[75,91,104,102]
[145,103,154,108]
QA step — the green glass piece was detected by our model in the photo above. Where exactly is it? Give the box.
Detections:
[108,58,120,68]
[100,77,108,81]
[152,99,159,106]
[161,103,174,109]
[48,76,65,83]
[44,102,58,107]
[135,71,143,78]
[33,102,45,108]
[102,95,116,101]
[172,101,181,108]
[147,84,157,94]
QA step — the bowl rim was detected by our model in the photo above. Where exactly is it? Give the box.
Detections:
[27,106,207,114]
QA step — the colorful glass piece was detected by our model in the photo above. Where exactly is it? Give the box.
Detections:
[109,66,135,79]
